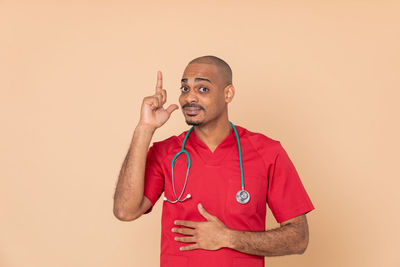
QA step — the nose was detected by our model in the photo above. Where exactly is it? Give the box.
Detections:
[185,88,199,103]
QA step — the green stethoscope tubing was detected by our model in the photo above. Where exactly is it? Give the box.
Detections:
[165,121,249,204]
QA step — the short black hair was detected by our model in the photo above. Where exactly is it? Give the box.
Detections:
[187,55,232,88]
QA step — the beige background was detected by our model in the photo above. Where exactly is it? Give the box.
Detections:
[1,1,399,266]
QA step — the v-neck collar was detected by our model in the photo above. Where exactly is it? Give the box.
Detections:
[182,123,243,166]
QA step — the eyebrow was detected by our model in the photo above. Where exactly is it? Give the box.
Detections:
[181,77,212,84]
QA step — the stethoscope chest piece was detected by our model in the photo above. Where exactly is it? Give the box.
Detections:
[236,189,250,204]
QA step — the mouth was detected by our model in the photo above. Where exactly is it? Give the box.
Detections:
[184,107,202,116]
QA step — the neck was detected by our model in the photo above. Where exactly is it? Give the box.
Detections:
[193,117,232,152]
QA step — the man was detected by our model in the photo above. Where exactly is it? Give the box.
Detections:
[113,55,315,267]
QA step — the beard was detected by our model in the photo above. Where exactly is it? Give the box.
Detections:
[185,118,202,126]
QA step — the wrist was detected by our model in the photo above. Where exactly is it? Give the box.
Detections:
[223,227,236,249]
[136,123,157,133]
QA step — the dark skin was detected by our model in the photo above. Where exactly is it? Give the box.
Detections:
[179,63,234,152]
[172,63,310,256]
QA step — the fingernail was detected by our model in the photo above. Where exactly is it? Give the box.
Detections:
[171,228,175,232]
[180,247,183,251]
[198,203,202,208]
[174,220,177,225]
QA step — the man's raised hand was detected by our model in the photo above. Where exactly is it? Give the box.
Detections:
[139,71,179,130]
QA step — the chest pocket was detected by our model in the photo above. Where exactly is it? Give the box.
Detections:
[225,175,265,216]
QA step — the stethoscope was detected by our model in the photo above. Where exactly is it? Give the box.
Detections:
[163,121,250,204]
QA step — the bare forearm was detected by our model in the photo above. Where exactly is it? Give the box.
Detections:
[226,223,308,257]
[113,124,155,219]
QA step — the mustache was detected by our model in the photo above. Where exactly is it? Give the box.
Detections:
[182,103,204,110]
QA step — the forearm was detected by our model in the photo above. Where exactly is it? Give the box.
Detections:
[113,123,155,219]
[225,223,308,257]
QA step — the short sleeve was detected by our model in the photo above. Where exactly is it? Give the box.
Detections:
[267,142,315,223]
[143,142,165,214]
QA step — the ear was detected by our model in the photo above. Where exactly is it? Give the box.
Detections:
[224,85,235,104]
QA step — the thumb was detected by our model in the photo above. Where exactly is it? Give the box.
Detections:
[198,203,214,221]
[166,104,179,115]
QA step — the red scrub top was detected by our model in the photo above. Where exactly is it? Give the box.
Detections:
[143,124,315,267]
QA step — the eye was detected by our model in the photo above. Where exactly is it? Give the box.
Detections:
[180,86,208,93]
[199,87,209,93]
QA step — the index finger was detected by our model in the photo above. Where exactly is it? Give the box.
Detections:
[155,70,163,92]
[174,220,198,229]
